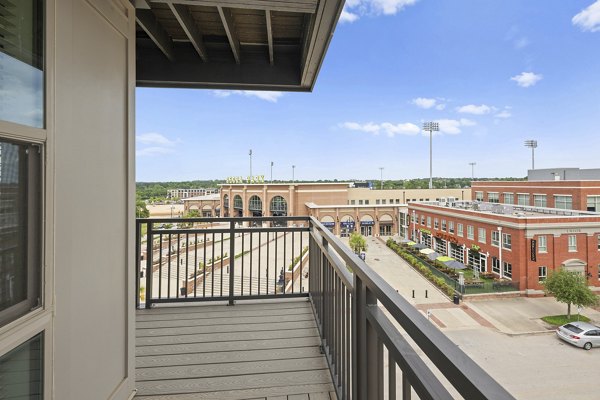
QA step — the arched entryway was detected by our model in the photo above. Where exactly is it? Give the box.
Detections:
[248,195,263,217]
[360,215,374,236]
[233,194,243,217]
[321,215,335,233]
[270,196,287,216]
[340,215,355,237]
[562,259,586,275]
[202,204,212,217]
[379,214,393,236]
[223,194,230,217]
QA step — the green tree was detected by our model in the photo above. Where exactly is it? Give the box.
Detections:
[543,269,598,318]
[185,209,201,218]
[136,200,149,218]
[349,232,367,254]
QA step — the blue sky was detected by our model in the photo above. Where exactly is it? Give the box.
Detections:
[136,0,600,182]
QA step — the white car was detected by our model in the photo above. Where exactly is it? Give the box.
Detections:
[556,321,600,350]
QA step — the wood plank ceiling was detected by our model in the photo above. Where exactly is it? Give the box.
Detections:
[135,0,344,91]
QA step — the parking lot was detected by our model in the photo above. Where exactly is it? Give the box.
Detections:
[364,236,600,400]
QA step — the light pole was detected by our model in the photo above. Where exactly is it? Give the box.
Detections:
[469,162,476,180]
[423,122,439,189]
[524,140,537,170]
[379,167,384,190]
[292,165,295,183]
[249,149,253,178]
[270,161,274,182]
[497,226,503,279]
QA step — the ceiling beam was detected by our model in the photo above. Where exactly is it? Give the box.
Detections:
[136,9,175,61]
[149,0,318,14]
[265,10,274,65]
[217,6,241,65]
[168,3,208,62]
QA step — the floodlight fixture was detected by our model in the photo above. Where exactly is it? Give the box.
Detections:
[524,140,538,170]
[469,162,476,180]
[423,122,440,189]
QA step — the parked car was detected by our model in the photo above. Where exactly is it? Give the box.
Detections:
[556,321,600,350]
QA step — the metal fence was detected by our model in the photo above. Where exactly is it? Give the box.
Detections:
[136,216,310,308]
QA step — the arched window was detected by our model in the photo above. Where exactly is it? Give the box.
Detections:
[223,194,229,208]
[248,195,262,211]
[233,195,243,209]
[270,196,287,214]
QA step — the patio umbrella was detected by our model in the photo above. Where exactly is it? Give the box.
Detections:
[427,252,441,260]
[399,238,411,243]
[419,248,435,255]
[413,243,427,250]
[436,256,454,263]
[407,241,417,246]
[444,260,467,270]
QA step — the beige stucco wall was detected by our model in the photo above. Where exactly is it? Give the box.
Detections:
[347,188,471,204]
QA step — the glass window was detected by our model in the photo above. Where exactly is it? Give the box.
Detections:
[534,194,547,208]
[488,192,499,203]
[587,196,600,212]
[492,257,500,273]
[358,200,363,205]
[381,199,386,204]
[478,228,486,243]
[503,262,512,278]
[0,0,44,128]
[441,220,446,231]
[269,196,287,214]
[421,215,425,225]
[248,195,262,211]
[467,225,474,240]
[597,235,600,251]
[223,194,229,208]
[0,139,42,327]
[555,195,572,210]
[457,223,463,237]
[475,191,484,201]
[427,216,431,227]
[434,218,439,229]
[538,266,547,281]
[395,199,400,204]
[0,333,43,399]
[449,221,454,234]
[517,193,530,206]
[503,193,514,204]
[350,200,355,205]
[568,235,577,252]
[376,199,380,205]
[365,200,369,205]
[538,235,547,252]
[502,233,512,250]
[491,230,499,246]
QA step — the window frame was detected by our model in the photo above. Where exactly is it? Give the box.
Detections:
[538,266,547,282]
[467,225,474,240]
[568,234,577,252]
[502,233,512,250]
[478,228,486,243]
[538,235,547,253]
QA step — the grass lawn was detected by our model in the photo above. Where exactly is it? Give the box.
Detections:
[542,314,591,326]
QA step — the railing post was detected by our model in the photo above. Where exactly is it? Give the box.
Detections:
[228,220,236,305]
[352,275,381,399]
[145,222,153,309]
[135,220,141,310]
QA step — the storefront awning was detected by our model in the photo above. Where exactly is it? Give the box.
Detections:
[420,248,435,255]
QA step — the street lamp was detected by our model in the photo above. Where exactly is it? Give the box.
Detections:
[379,167,384,190]
[423,122,439,189]
[292,165,296,183]
[469,162,476,180]
[524,140,537,170]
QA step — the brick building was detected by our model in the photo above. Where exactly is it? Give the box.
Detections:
[407,200,600,294]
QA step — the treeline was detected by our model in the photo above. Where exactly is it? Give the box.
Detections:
[375,177,526,190]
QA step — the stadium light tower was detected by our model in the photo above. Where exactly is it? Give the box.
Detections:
[379,167,384,190]
[524,140,538,170]
[249,149,253,178]
[292,165,296,183]
[423,121,439,189]
[469,162,476,180]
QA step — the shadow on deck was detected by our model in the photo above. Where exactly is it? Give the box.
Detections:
[134,298,337,400]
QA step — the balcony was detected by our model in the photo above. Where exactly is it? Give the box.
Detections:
[135,217,515,399]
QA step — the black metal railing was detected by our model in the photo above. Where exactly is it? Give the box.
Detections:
[308,217,515,400]
[134,216,515,399]
[136,217,310,308]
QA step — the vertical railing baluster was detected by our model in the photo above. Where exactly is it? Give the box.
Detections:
[389,353,396,400]
[299,230,303,293]
[241,230,245,296]
[202,232,206,299]
[228,220,235,304]
[145,222,153,309]
[176,234,181,298]
[290,229,295,294]
[211,232,215,298]
[258,229,262,295]
[220,230,224,297]
[185,233,189,298]
[135,221,141,309]
[158,233,163,299]
[194,233,198,297]
[167,233,172,298]
[402,372,411,400]
[250,231,254,296]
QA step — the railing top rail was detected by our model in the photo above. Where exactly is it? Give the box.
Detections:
[137,216,311,224]
[309,228,353,289]
[309,217,515,400]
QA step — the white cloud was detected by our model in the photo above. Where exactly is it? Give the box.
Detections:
[495,110,512,119]
[212,90,284,102]
[456,104,492,115]
[510,71,543,87]
[572,1,600,32]
[340,0,419,22]
[341,121,420,137]
[514,37,530,49]
[136,133,179,157]
[412,97,436,109]
[340,9,359,23]
[435,103,446,110]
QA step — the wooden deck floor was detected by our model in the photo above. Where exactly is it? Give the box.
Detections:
[134,299,336,400]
